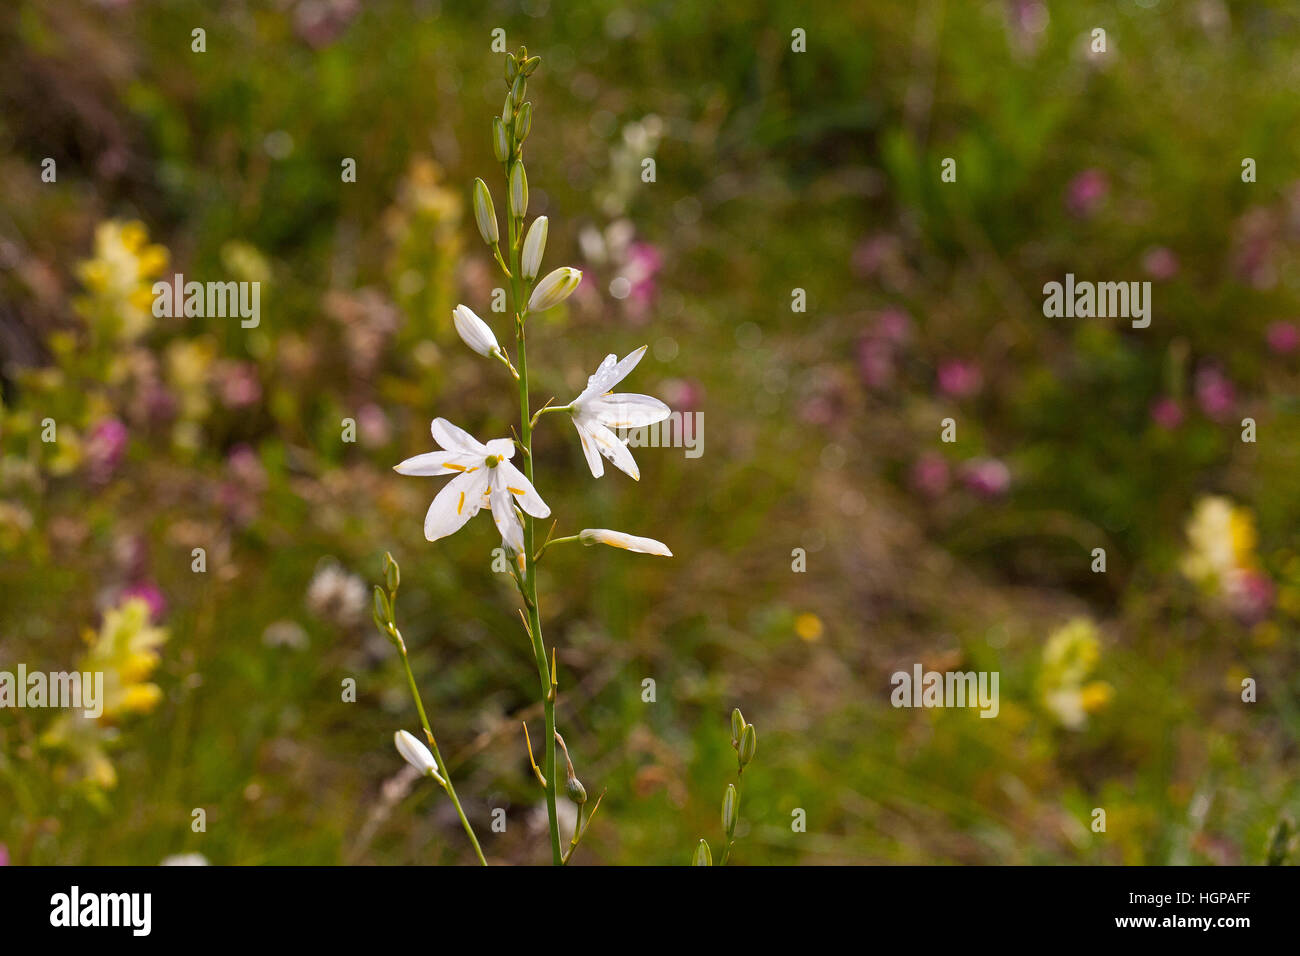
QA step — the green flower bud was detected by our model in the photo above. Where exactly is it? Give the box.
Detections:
[566,774,587,805]
[492,117,509,163]
[514,102,532,144]
[508,162,528,220]
[510,73,526,106]
[692,839,712,866]
[722,783,739,838]
[501,91,514,125]
[472,178,498,245]
[383,552,400,593]
[731,708,745,748]
[521,55,541,76]
[506,54,518,85]
[739,723,757,768]
[372,585,391,629]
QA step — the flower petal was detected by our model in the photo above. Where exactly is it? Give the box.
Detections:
[496,460,550,518]
[431,418,487,455]
[393,451,481,476]
[591,392,671,428]
[489,481,525,553]
[483,437,515,460]
[588,420,640,480]
[575,346,648,406]
[423,469,488,542]
[572,419,604,478]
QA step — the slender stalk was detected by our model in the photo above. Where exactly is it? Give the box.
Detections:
[395,631,487,866]
[507,187,563,865]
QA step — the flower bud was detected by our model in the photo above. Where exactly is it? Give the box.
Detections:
[394,730,445,784]
[510,73,526,106]
[739,723,757,768]
[578,527,672,556]
[731,708,746,748]
[452,304,500,357]
[383,551,400,593]
[372,585,391,631]
[508,162,528,220]
[501,91,514,125]
[492,117,509,163]
[692,839,712,866]
[472,178,498,245]
[527,267,582,313]
[506,54,518,85]
[521,216,548,281]
[566,774,587,805]
[514,102,532,144]
[722,783,739,838]
[521,55,541,76]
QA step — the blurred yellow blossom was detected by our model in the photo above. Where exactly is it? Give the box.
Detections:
[795,612,824,642]
[1180,496,1274,622]
[1039,617,1110,729]
[40,598,169,790]
[75,220,169,341]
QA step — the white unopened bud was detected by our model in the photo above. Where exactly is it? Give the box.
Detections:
[508,162,528,220]
[527,267,581,313]
[394,730,445,784]
[521,217,548,281]
[472,178,498,245]
[452,304,500,357]
[578,528,672,556]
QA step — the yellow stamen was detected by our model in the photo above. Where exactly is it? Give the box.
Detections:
[456,492,465,515]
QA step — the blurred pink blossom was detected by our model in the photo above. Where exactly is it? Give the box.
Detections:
[357,403,392,448]
[85,418,129,484]
[961,457,1011,499]
[1150,397,1184,430]
[218,444,268,525]
[122,581,167,622]
[937,359,982,399]
[911,452,951,499]
[1142,246,1180,280]
[1227,569,1275,626]
[1266,321,1299,355]
[1194,366,1236,422]
[216,360,262,409]
[1065,169,1108,218]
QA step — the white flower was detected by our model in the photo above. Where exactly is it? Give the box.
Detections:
[394,730,446,784]
[579,528,672,556]
[472,178,498,245]
[567,346,670,480]
[521,216,548,281]
[394,418,550,552]
[452,304,500,357]
[528,267,582,312]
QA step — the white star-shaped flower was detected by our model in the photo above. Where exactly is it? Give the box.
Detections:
[394,418,549,553]
[568,346,670,480]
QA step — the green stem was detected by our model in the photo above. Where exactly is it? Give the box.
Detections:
[508,176,563,866]
[396,633,487,866]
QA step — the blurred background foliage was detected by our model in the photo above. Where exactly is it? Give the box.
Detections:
[1,0,1298,865]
